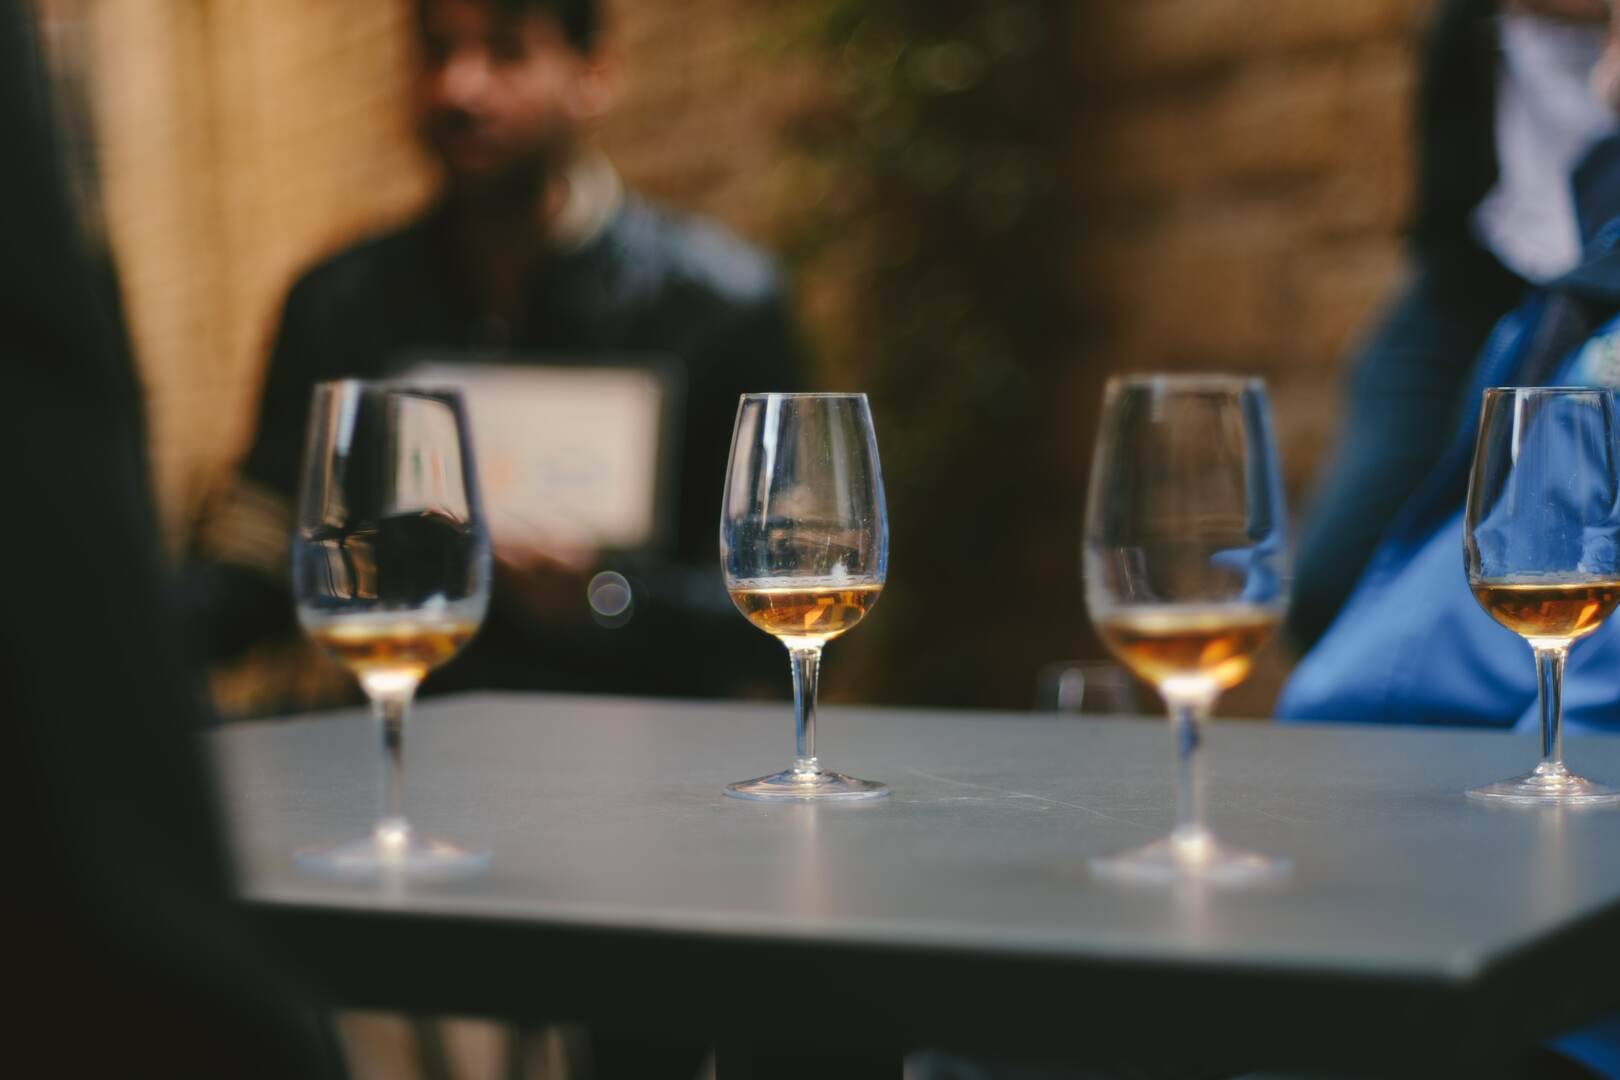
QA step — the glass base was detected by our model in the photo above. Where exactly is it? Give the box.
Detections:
[1090,829,1289,887]
[294,821,489,881]
[1467,763,1620,806]
[725,766,889,802]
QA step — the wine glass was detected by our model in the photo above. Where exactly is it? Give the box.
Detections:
[1464,387,1620,805]
[721,393,889,801]
[1084,375,1289,885]
[291,380,492,877]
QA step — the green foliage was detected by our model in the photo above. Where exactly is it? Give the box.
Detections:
[770,0,1082,706]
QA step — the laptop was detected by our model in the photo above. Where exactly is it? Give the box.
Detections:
[401,354,684,556]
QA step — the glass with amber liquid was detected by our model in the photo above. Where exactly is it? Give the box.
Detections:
[1084,375,1289,884]
[1464,387,1620,805]
[721,394,889,800]
[292,381,492,877]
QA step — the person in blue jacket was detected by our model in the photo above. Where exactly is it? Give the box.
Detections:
[1290,0,1620,652]
[1280,6,1620,1076]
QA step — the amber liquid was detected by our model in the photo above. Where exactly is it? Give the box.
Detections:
[1095,605,1281,691]
[728,580,883,645]
[1471,579,1620,642]
[308,615,480,680]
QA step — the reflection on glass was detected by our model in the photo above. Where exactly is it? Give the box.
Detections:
[1035,661,1144,715]
[1084,375,1289,885]
[292,381,492,878]
[721,393,889,801]
[1464,387,1620,805]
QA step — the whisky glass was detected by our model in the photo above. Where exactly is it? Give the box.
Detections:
[721,393,889,800]
[1464,387,1620,805]
[292,381,492,877]
[1084,375,1289,884]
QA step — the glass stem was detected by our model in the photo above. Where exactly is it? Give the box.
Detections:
[789,645,823,776]
[370,682,418,843]
[1167,690,1216,850]
[1532,644,1570,778]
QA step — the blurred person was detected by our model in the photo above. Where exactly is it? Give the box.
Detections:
[191,1,796,1072]
[1289,0,1616,649]
[187,0,803,702]
[0,5,342,1076]
[1281,2,1620,1076]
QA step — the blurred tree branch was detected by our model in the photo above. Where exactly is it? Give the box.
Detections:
[766,0,1085,706]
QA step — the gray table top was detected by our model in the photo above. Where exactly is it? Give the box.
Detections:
[217,693,1620,1073]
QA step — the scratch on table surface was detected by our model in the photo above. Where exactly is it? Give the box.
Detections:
[1241,802,1305,827]
[896,766,1146,828]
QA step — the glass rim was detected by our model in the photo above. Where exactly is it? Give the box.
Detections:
[1105,373,1265,392]
[737,391,869,402]
[1482,385,1614,397]
[312,377,468,401]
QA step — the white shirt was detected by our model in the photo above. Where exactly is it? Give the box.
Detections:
[1472,14,1617,282]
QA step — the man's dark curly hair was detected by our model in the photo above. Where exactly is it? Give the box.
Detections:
[502,0,599,52]
[427,0,601,53]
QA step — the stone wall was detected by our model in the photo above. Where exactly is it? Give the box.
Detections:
[1071,0,1429,495]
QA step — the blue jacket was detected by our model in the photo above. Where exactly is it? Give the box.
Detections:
[1280,248,1620,727]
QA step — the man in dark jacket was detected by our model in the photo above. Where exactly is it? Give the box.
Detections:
[189,0,802,701]
[1,6,342,1076]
